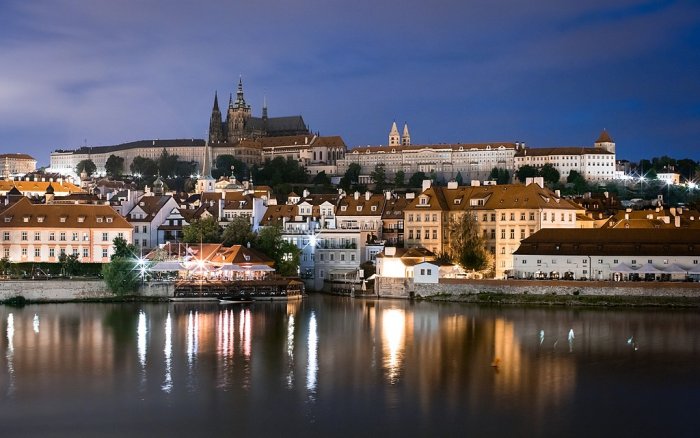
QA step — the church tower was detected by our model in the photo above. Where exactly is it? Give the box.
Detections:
[401,123,411,146]
[389,122,400,146]
[227,77,252,142]
[208,92,224,144]
[594,129,615,154]
[197,138,216,194]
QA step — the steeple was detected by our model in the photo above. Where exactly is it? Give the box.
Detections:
[401,123,411,146]
[262,95,268,120]
[228,93,234,109]
[235,76,247,109]
[389,121,400,146]
[197,135,216,194]
[208,91,224,144]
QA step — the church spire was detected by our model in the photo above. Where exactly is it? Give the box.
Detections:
[389,121,400,146]
[262,95,268,120]
[401,122,411,146]
[235,76,247,108]
[208,91,224,144]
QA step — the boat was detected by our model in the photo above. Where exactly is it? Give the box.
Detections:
[219,294,254,304]
[169,296,219,302]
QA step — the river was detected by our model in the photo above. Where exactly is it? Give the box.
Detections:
[1,295,699,437]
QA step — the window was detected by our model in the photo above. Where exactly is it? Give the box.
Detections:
[408,214,413,222]
[330,253,334,261]
[83,249,89,258]
[648,259,652,264]
[694,260,698,265]
[432,214,437,222]
[483,214,488,222]
[351,254,355,262]
[3,232,9,241]
[72,249,78,257]
[102,233,108,242]
[501,247,506,254]
[424,230,429,239]
[60,232,66,241]
[490,229,496,239]
[49,248,55,258]
[102,249,108,258]
[21,231,27,241]
[340,254,345,261]
[529,213,535,221]
[427,269,432,275]
[598,259,603,264]
[491,213,496,222]
[49,232,55,241]
[83,233,89,241]
[537,259,542,264]
[510,229,515,239]
[613,259,618,264]
[320,254,324,261]
[34,248,40,258]
[408,230,413,239]
[521,213,526,221]
[510,213,515,221]
[501,229,506,239]
[420,269,425,275]
[583,259,588,264]
[543,212,547,221]
[34,232,40,241]
[21,248,27,257]
[520,229,525,239]
[72,232,78,241]
[134,239,139,246]
[632,260,637,265]
[501,213,506,221]
[522,259,527,264]
[432,230,437,240]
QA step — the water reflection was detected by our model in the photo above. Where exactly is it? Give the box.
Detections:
[381,308,405,384]
[1,300,699,437]
[163,312,173,393]
[6,313,15,396]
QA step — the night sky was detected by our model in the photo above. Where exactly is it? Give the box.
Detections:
[1,0,699,166]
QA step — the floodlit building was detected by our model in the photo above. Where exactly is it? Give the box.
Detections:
[0,197,132,263]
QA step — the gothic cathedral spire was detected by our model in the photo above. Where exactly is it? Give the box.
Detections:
[208,91,224,144]
[401,123,411,146]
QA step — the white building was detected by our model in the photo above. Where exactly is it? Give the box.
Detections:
[514,130,616,182]
[512,228,700,281]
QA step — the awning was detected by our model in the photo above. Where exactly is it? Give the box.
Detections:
[218,265,245,272]
[636,264,664,274]
[151,261,184,271]
[246,264,275,272]
[610,263,637,273]
[661,263,688,274]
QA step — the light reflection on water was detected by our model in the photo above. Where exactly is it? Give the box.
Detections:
[1,297,700,436]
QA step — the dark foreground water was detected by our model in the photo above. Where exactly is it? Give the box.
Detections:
[1,295,699,437]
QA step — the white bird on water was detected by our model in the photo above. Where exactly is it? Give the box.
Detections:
[539,330,545,345]
[568,329,575,341]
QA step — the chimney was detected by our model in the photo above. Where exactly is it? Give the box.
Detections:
[470,180,480,187]
[303,189,310,197]
[365,191,371,201]
[675,216,681,227]
[354,191,360,200]
[447,181,458,189]
[624,213,629,220]
[218,199,224,220]
[421,179,432,192]
[385,191,391,200]
[555,189,561,197]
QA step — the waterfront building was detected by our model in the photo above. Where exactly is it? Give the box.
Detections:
[1,153,36,178]
[126,194,180,251]
[512,228,700,281]
[514,130,616,182]
[403,178,584,278]
[0,197,132,263]
[602,206,700,229]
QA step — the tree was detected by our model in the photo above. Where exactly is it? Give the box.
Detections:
[567,170,588,193]
[182,217,221,243]
[253,226,300,276]
[130,156,158,176]
[311,170,332,186]
[112,236,137,260]
[454,171,464,186]
[370,163,388,191]
[222,216,256,246]
[446,211,493,272]
[393,170,405,188]
[102,257,140,296]
[104,154,124,178]
[516,165,538,183]
[76,159,97,177]
[254,157,308,188]
[408,171,427,188]
[58,253,80,277]
[214,154,247,180]
[488,167,510,185]
[0,257,10,276]
[539,163,561,185]
[339,163,362,191]
[157,149,180,178]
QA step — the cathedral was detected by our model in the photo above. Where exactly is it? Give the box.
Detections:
[208,78,310,144]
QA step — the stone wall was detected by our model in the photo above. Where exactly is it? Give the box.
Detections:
[0,280,173,302]
[414,279,700,298]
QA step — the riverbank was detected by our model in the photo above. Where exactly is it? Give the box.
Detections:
[421,291,700,307]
